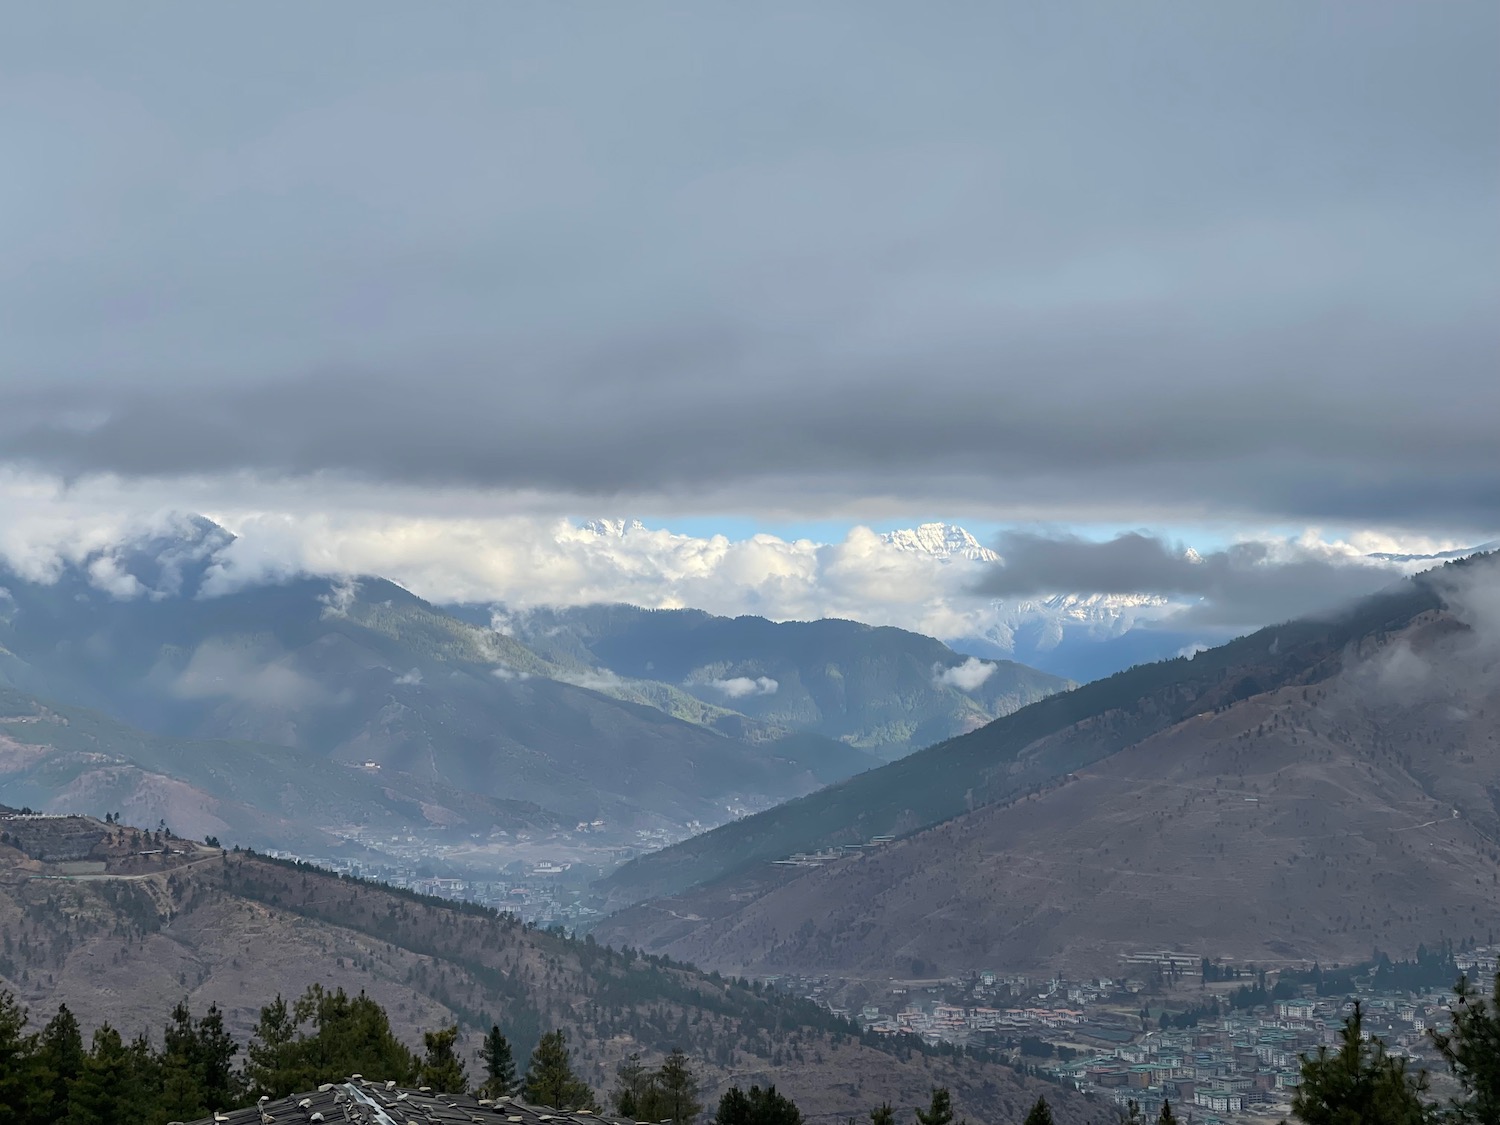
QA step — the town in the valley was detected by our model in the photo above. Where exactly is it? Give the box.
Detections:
[773,944,1499,1124]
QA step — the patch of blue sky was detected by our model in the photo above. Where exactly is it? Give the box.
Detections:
[609,513,1299,554]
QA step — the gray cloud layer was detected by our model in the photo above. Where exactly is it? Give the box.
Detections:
[2,3,1496,525]
[974,531,1409,627]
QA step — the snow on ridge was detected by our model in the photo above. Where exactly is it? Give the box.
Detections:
[579,518,649,538]
[881,522,999,563]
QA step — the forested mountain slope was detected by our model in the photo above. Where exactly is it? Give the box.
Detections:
[0,813,1100,1124]
[0,687,559,856]
[495,604,1069,759]
[0,530,872,833]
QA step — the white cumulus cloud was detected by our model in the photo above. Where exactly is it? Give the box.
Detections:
[0,470,1488,656]
[932,656,996,692]
[707,676,779,699]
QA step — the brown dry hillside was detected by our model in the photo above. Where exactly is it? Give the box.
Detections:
[0,816,1103,1125]
[596,577,1500,980]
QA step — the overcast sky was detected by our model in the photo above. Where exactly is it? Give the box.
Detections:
[1,3,1495,630]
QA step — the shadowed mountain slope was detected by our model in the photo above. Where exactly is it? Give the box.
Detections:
[596,557,1500,975]
[0,687,560,856]
[0,538,874,832]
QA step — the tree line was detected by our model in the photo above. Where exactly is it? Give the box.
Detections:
[0,983,572,1125]
[0,974,1495,1124]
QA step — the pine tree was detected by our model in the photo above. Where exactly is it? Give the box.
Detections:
[1429,972,1500,1124]
[716,1087,754,1125]
[869,1103,895,1125]
[477,1025,518,1099]
[612,1053,653,1118]
[158,1037,206,1125]
[522,1030,598,1111]
[1156,1100,1178,1125]
[126,1030,164,1123]
[246,986,418,1096]
[293,985,419,1089]
[193,1003,240,1112]
[420,1025,468,1094]
[35,1003,85,1124]
[244,994,299,1098]
[1291,1001,1429,1125]
[654,1048,702,1124]
[0,990,40,1125]
[1021,1095,1054,1125]
[915,1088,956,1125]
[713,1085,803,1125]
[66,1026,154,1125]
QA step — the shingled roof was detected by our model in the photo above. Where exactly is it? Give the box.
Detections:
[179,1082,637,1125]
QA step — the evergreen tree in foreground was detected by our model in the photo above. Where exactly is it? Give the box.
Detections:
[652,1048,703,1124]
[34,1003,85,1124]
[244,985,419,1096]
[869,1102,895,1125]
[1290,1001,1428,1125]
[714,1084,803,1125]
[612,1053,652,1118]
[420,1025,468,1094]
[476,1024,518,1099]
[611,1048,701,1123]
[1429,972,1500,1124]
[158,999,242,1120]
[522,1030,598,1111]
[66,1025,156,1125]
[0,990,41,1125]
[1156,1099,1178,1125]
[243,994,299,1099]
[915,1087,963,1125]
[1021,1094,1054,1125]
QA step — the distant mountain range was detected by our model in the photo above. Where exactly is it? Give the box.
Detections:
[575,517,1225,681]
[0,516,1066,855]
[593,552,1500,978]
[880,523,998,561]
[0,686,559,859]
[483,603,1067,759]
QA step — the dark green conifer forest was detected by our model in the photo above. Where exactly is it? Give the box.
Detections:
[0,974,1495,1124]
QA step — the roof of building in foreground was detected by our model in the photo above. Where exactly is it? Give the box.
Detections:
[180,1081,636,1125]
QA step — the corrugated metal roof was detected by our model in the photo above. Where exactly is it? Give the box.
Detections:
[179,1082,641,1125]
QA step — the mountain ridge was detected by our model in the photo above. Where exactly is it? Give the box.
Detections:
[592,559,1467,909]
[593,554,1500,979]
[0,546,877,838]
[492,602,1069,759]
[0,811,1101,1124]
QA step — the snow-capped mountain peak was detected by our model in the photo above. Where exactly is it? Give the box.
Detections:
[882,522,999,563]
[579,518,649,538]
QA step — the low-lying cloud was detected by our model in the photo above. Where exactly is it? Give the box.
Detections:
[170,641,333,708]
[974,531,1411,629]
[706,675,779,699]
[318,578,360,619]
[0,475,1487,663]
[1327,553,1500,726]
[554,668,620,692]
[932,657,996,692]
